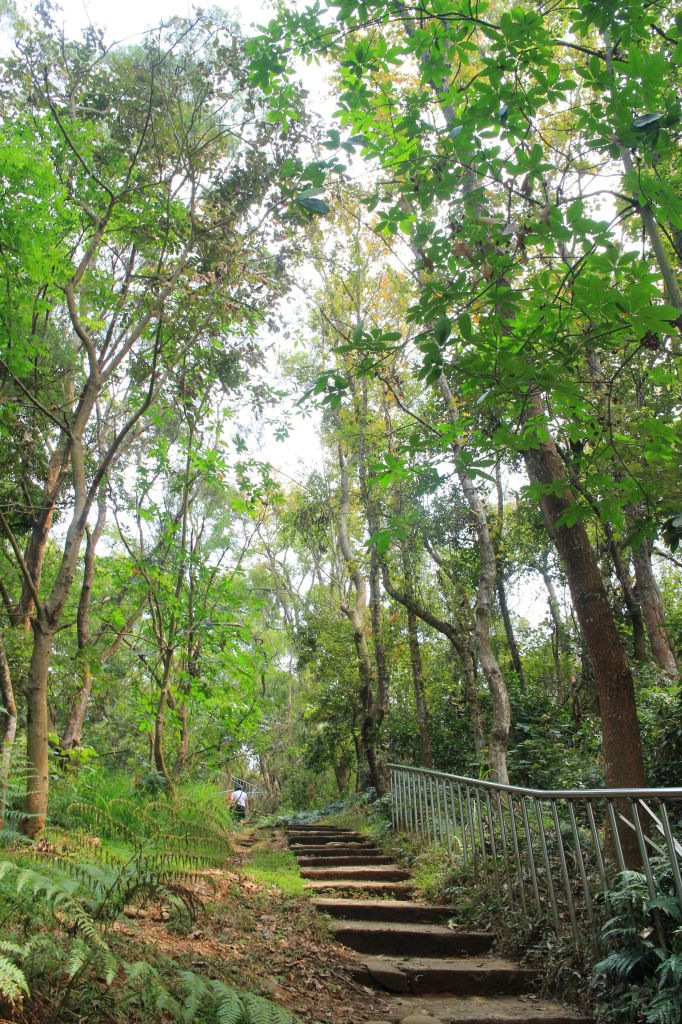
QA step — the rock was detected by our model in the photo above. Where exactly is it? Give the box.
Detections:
[399,1015,440,1024]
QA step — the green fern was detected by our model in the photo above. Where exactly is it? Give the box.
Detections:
[645,988,682,1024]
[593,865,682,1024]
[0,951,29,1005]
[209,979,243,1024]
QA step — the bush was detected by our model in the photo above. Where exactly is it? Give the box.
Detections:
[591,863,682,1024]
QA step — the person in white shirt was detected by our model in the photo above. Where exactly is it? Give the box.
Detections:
[228,787,248,821]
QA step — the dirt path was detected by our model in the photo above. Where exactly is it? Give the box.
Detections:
[116,827,392,1023]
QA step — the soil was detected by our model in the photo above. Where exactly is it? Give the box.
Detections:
[115,828,391,1023]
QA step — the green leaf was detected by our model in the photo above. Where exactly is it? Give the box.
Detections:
[632,112,664,129]
[434,315,452,345]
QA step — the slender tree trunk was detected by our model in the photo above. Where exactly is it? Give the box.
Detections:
[152,673,173,792]
[522,408,646,801]
[456,640,486,763]
[439,377,511,784]
[496,578,526,692]
[356,381,390,792]
[0,633,17,825]
[539,567,565,690]
[61,666,94,752]
[352,732,366,792]
[174,704,189,774]
[632,540,679,680]
[334,762,351,795]
[335,436,387,795]
[380,562,485,768]
[397,537,433,767]
[23,620,53,835]
[406,606,433,767]
[61,491,107,749]
[494,464,526,691]
[608,538,647,665]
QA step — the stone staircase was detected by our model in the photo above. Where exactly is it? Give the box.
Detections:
[286,824,590,1024]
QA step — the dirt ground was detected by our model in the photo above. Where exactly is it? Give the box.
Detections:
[117,828,391,1023]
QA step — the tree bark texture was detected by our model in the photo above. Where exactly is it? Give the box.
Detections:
[61,490,107,749]
[335,438,388,796]
[398,537,433,767]
[496,577,526,692]
[522,414,646,796]
[0,633,17,825]
[632,540,679,680]
[22,622,52,835]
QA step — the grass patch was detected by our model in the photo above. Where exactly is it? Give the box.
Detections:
[243,846,306,896]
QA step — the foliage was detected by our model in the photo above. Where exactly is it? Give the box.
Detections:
[592,865,682,1024]
[0,784,301,1023]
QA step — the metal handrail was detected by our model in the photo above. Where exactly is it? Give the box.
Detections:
[388,763,682,801]
[388,763,682,950]
[231,776,266,799]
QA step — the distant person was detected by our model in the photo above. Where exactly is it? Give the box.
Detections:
[228,786,248,822]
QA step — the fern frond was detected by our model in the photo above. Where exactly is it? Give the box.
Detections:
[646,895,682,922]
[66,937,92,979]
[179,969,208,1021]
[645,988,682,1024]
[0,953,29,1005]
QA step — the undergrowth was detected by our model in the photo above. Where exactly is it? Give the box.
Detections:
[243,845,305,897]
[0,769,302,1024]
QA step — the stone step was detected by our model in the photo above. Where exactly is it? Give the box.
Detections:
[300,865,410,882]
[378,994,591,1023]
[287,833,368,845]
[297,854,391,867]
[290,843,377,855]
[314,898,455,925]
[284,823,352,831]
[304,879,414,897]
[350,955,537,996]
[333,920,493,957]
[280,823,356,831]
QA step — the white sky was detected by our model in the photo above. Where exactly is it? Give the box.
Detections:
[48,0,277,41]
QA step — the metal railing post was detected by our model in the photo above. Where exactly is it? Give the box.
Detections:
[386,763,682,949]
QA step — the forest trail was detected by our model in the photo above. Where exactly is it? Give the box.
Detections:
[287,824,590,1024]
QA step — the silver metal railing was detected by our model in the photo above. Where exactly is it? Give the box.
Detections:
[232,776,266,800]
[389,763,682,949]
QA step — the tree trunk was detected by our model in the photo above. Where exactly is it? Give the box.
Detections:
[522,410,646,799]
[61,665,94,752]
[152,684,173,791]
[356,382,391,793]
[380,562,485,769]
[396,536,433,767]
[61,490,107,749]
[494,465,526,691]
[334,762,351,795]
[174,703,189,774]
[22,620,53,836]
[335,436,388,796]
[608,538,647,665]
[352,732,366,792]
[496,577,526,692]
[406,606,433,767]
[0,633,17,826]
[456,640,486,764]
[439,377,511,784]
[539,567,565,691]
[632,540,679,680]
